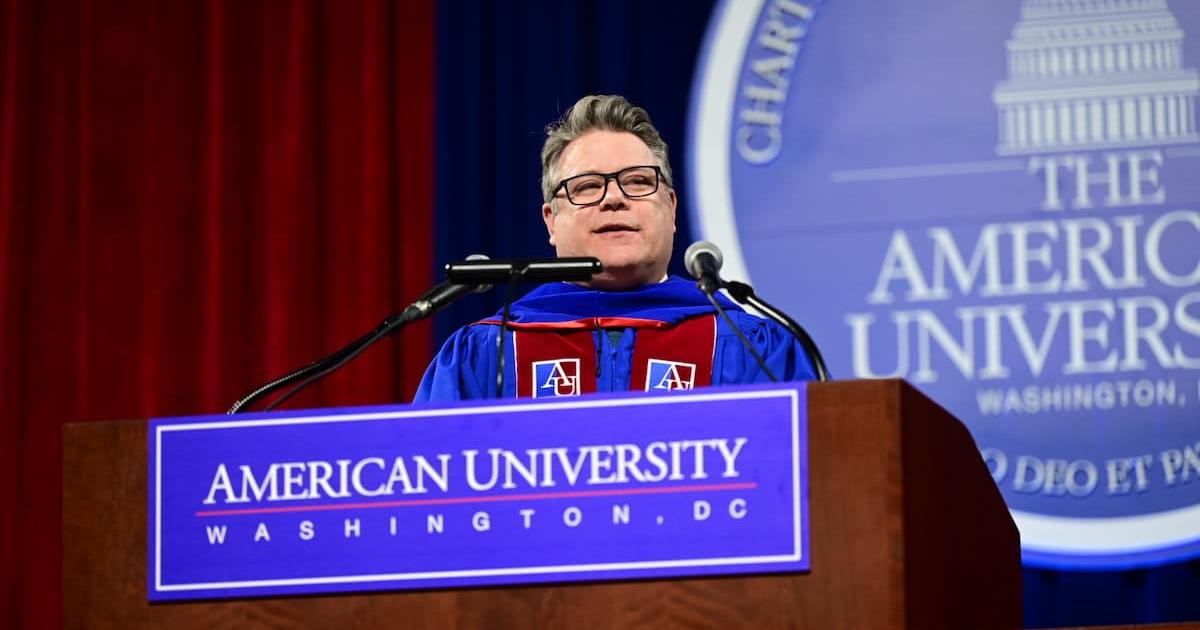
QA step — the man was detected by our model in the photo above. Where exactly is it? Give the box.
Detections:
[415,95,816,401]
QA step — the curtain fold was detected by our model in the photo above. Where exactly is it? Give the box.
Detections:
[0,0,434,623]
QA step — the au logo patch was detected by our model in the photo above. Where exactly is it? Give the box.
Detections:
[645,359,697,391]
[532,359,581,398]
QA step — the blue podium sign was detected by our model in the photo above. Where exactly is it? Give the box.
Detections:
[148,384,809,601]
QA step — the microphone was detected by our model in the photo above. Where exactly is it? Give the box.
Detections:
[404,254,493,321]
[445,257,602,284]
[684,241,723,294]
[683,240,830,382]
[683,240,778,381]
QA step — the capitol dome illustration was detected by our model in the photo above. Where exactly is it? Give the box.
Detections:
[993,0,1200,155]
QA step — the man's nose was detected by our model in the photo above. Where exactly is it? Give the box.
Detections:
[600,178,628,210]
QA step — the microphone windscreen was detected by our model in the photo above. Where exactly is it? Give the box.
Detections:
[684,241,724,279]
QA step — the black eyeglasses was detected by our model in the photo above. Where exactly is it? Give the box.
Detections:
[554,165,663,206]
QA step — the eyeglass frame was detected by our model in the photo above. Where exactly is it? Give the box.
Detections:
[552,165,666,206]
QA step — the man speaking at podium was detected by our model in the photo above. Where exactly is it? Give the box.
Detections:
[415,95,817,401]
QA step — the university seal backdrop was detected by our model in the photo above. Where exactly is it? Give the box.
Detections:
[690,0,1200,568]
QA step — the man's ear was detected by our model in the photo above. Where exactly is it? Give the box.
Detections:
[668,189,677,233]
[542,202,557,246]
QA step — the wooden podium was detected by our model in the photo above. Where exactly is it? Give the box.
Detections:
[63,380,1021,629]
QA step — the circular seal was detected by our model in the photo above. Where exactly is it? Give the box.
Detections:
[690,0,1200,568]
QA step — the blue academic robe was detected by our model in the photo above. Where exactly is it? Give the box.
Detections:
[413,276,817,401]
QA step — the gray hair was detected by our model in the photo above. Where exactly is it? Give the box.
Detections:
[540,95,674,204]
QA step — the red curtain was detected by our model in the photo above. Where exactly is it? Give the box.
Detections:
[0,0,435,623]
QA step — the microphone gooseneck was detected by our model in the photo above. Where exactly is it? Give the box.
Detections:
[684,241,776,382]
[724,281,830,382]
[228,255,494,414]
[229,255,605,413]
[703,289,779,383]
[495,275,521,399]
[475,256,604,398]
[409,254,493,319]
[684,240,830,382]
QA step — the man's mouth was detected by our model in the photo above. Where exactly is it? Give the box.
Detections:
[593,224,639,234]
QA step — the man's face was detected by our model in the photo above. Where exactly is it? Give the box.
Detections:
[542,130,677,290]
